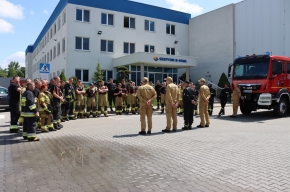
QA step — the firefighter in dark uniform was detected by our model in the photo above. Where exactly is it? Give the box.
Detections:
[182,81,197,130]
[218,83,231,116]
[154,81,162,110]
[86,83,98,117]
[21,82,40,141]
[114,83,125,115]
[159,82,166,114]
[107,78,116,112]
[65,77,76,120]
[60,80,66,122]
[8,76,22,133]
[126,81,137,114]
[208,84,216,116]
[121,79,128,113]
[50,76,64,129]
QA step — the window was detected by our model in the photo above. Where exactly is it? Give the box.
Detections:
[63,11,66,24]
[145,45,155,53]
[124,16,135,29]
[45,55,47,63]
[50,49,52,61]
[58,17,61,30]
[47,52,49,62]
[166,47,175,55]
[75,69,89,82]
[62,38,65,52]
[102,71,113,81]
[57,42,60,56]
[124,42,135,54]
[145,20,154,32]
[166,24,175,35]
[101,13,114,25]
[75,37,89,51]
[53,46,56,59]
[288,63,290,74]
[76,9,90,22]
[101,40,113,53]
[272,61,282,76]
[54,23,56,34]
[50,28,52,39]
[0,88,8,94]
[57,70,60,76]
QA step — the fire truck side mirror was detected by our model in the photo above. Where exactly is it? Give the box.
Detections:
[228,64,232,77]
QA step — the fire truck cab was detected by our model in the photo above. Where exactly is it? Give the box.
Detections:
[228,54,290,117]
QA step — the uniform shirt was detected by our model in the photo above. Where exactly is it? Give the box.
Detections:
[155,84,162,95]
[209,88,216,101]
[159,87,166,95]
[50,84,61,104]
[38,91,51,111]
[107,83,116,94]
[76,85,84,92]
[8,82,20,103]
[199,85,211,103]
[137,83,156,107]
[33,88,40,98]
[220,88,231,101]
[128,86,135,94]
[232,87,241,101]
[98,86,108,95]
[121,84,128,93]
[22,89,38,116]
[165,83,180,105]
[114,88,124,97]
[64,83,75,101]
[183,86,196,105]
[86,87,97,98]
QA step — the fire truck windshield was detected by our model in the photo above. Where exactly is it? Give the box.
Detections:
[234,62,269,80]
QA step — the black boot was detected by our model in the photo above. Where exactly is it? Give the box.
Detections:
[54,123,60,130]
[57,123,63,128]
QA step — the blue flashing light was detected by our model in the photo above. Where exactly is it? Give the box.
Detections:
[265,52,271,56]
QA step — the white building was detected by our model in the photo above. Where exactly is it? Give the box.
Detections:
[26,0,290,85]
[25,0,196,85]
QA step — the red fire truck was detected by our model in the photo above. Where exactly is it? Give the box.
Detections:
[228,54,290,117]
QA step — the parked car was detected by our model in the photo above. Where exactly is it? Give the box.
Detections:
[0,86,9,110]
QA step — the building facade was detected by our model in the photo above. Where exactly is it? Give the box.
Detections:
[26,0,290,85]
[26,0,195,85]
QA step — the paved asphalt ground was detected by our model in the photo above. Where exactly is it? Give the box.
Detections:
[0,106,290,192]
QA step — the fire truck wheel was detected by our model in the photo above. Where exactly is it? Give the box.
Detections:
[240,104,252,115]
[274,97,288,117]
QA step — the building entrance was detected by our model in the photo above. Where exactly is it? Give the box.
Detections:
[148,73,163,84]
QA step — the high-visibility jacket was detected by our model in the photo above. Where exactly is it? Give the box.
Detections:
[21,89,38,117]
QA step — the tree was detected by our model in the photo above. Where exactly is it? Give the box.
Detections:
[92,61,104,83]
[5,61,24,78]
[20,67,25,76]
[118,66,131,82]
[218,73,230,88]
[178,73,186,82]
[60,71,66,81]
[7,67,16,78]
[16,70,24,78]
[0,67,7,77]
[8,62,20,71]
[71,76,78,87]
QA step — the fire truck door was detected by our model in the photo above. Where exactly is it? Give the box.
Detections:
[287,63,290,92]
[271,60,283,91]
[280,62,288,88]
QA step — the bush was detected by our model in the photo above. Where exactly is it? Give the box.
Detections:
[60,71,66,81]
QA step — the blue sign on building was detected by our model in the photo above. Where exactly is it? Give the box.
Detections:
[39,63,50,74]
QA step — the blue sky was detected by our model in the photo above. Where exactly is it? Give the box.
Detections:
[0,0,241,69]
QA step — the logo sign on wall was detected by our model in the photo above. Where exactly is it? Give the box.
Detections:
[153,56,187,63]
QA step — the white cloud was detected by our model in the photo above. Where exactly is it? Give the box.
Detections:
[0,0,24,19]
[1,51,25,68]
[165,0,203,16]
[0,18,14,33]
[43,10,48,14]
[30,10,34,16]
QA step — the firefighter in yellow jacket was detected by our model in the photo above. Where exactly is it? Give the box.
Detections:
[98,81,109,117]
[75,80,86,118]
[137,77,156,135]
[197,78,211,128]
[86,83,98,118]
[38,84,56,132]
[19,78,31,126]
[231,82,241,118]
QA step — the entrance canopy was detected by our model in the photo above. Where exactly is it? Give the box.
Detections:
[113,52,196,68]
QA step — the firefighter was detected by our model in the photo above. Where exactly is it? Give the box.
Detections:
[137,77,157,135]
[218,83,231,116]
[154,81,162,110]
[75,80,86,118]
[107,78,116,112]
[197,78,211,128]
[208,84,216,116]
[50,76,64,130]
[162,77,180,132]
[97,80,109,117]
[21,82,40,141]
[86,83,98,118]
[191,84,199,115]
[19,78,31,127]
[121,79,128,113]
[9,76,22,133]
[178,84,184,115]
[34,80,41,130]
[126,81,137,114]
[65,77,76,120]
[231,82,241,118]
[134,82,140,114]
[60,80,66,122]
[160,82,166,114]
[182,81,196,130]
[38,84,56,132]
[114,83,125,115]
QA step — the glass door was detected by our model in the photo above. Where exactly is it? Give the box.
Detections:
[148,73,155,83]
[155,73,163,83]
